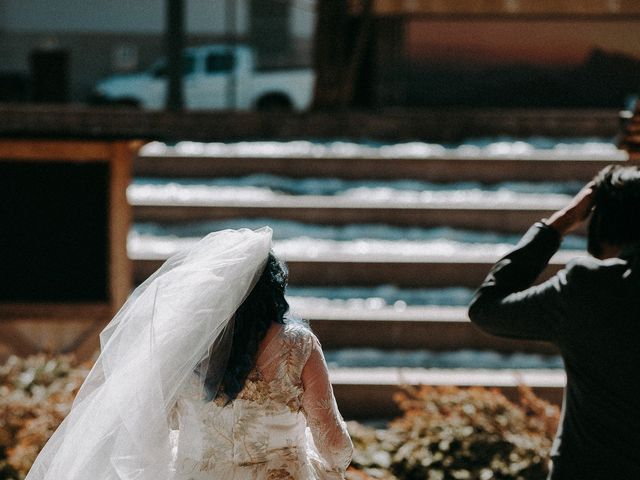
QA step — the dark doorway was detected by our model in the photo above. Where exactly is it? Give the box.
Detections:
[0,161,110,302]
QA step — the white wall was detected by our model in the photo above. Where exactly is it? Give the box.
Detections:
[0,0,252,35]
[0,0,312,37]
[0,0,165,33]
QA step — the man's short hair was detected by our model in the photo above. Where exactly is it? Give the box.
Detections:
[588,165,640,258]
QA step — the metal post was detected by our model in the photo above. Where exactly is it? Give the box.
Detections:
[226,0,237,109]
[166,0,185,111]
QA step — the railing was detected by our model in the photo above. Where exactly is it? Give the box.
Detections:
[0,104,622,143]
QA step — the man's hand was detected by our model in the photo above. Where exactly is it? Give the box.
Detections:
[546,182,596,236]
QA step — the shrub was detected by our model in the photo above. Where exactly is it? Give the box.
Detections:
[1,356,560,480]
[0,355,88,479]
[347,385,560,480]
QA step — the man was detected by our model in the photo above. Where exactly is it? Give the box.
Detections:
[468,165,640,479]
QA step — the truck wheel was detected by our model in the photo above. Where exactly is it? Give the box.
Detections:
[256,94,293,112]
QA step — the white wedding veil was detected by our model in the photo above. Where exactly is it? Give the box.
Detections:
[26,228,273,480]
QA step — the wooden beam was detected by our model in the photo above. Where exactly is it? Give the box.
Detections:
[0,318,108,357]
[332,367,565,418]
[132,202,562,234]
[305,307,558,353]
[374,0,640,17]
[109,142,135,311]
[0,105,622,142]
[0,139,112,161]
[0,139,136,360]
[0,303,111,320]
[135,155,631,182]
[134,256,569,288]
[0,325,40,357]
[73,141,137,361]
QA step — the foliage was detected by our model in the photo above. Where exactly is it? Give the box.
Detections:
[347,385,560,480]
[0,446,20,480]
[1,356,559,480]
[0,355,88,480]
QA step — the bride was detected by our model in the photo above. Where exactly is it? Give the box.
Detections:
[26,228,353,480]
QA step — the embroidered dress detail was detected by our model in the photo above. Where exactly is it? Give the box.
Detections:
[172,322,353,479]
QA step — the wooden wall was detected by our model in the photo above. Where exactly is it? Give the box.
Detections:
[0,139,137,361]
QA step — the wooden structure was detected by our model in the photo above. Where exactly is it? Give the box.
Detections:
[132,254,570,290]
[0,103,633,416]
[372,0,640,18]
[136,151,629,182]
[133,152,634,236]
[0,139,138,360]
[129,135,636,417]
[0,105,622,142]
[313,0,640,109]
[303,305,557,354]
[332,368,566,418]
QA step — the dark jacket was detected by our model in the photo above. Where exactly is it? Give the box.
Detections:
[468,222,640,479]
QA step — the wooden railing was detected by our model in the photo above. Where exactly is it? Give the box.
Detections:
[0,105,622,142]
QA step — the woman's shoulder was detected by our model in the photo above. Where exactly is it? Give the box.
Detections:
[282,317,313,337]
[281,318,318,357]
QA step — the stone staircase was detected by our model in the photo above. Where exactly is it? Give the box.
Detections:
[130,141,632,418]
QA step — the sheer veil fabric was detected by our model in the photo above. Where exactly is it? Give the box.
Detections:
[26,228,273,480]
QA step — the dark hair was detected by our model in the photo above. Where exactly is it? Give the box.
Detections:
[215,252,289,401]
[588,165,640,261]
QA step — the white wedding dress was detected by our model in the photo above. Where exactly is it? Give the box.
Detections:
[26,228,351,480]
[171,321,353,480]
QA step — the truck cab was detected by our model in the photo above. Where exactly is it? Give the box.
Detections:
[93,45,314,111]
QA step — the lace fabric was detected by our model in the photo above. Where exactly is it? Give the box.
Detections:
[171,321,353,479]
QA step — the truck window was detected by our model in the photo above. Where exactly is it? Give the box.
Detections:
[206,53,234,73]
[152,55,196,77]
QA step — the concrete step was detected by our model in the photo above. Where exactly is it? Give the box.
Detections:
[131,246,577,287]
[330,367,566,419]
[293,302,557,354]
[135,153,630,183]
[132,198,560,234]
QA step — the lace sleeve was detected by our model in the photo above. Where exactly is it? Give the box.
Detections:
[301,333,353,472]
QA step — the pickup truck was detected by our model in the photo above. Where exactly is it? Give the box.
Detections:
[92,44,315,110]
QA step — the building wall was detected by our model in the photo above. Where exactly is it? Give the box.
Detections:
[0,0,238,34]
[373,17,640,108]
[406,19,640,66]
[0,0,315,102]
